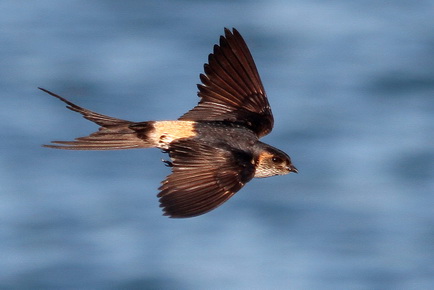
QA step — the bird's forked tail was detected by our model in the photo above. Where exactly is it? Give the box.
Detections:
[39,88,156,150]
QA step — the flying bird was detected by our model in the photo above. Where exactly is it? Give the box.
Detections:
[40,28,298,218]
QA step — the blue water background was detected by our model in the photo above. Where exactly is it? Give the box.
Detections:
[1,1,433,289]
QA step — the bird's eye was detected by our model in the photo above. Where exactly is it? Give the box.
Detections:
[272,156,282,163]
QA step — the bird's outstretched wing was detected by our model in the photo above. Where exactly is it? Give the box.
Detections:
[158,139,256,218]
[179,28,274,137]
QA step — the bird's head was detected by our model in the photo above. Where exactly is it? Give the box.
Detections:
[254,144,298,178]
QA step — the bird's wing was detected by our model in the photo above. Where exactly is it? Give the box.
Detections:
[179,28,274,138]
[158,139,256,218]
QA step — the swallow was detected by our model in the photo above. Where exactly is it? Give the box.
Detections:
[40,28,298,218]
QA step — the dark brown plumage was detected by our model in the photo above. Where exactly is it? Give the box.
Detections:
[180,29,273,138]
[40,28,297,218]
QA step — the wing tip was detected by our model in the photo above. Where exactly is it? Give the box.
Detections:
[223,27,239,36]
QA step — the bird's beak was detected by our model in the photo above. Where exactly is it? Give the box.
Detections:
[289,165,298,174]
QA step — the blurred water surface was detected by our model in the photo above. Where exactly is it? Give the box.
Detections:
[1,0,433,289]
